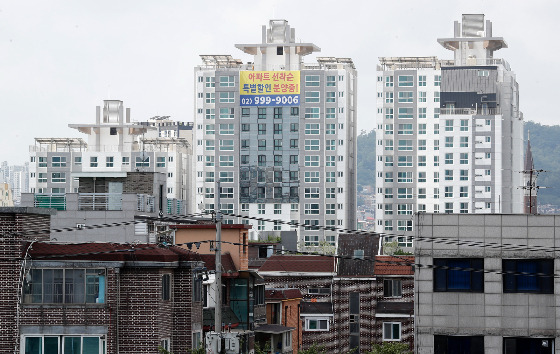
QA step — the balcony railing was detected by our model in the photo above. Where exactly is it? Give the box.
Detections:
[137,194,155,213]
[440,107,501,116]
[34,194,66,211]
[78,193,122,211]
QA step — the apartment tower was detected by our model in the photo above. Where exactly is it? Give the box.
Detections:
[194,20,357,247]
[376,14,524,250]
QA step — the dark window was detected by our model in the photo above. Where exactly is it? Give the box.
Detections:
[242,108,250,117]
[290,186,298,198]
[274,107,282,119]
[257,187,265,199]
[383,279,402,297]
[274,187,282,198]
[274,123,282,134]
[504,337,554,354]
[434,258,484,292]
[274,155,282,167]
[241,187,249,197]
[290,139,298,149]
[242,124,250,131]
[277,46,283,55]
[258,108,267,119]
[290,123,299,132]
[241,155,249,164]
[254,284,265,305]
[434,335,484,354]
[258,155,266,166]
[503,259,553,294]
[290,155,298,164]
[110,127,117,135]
[241,140,249,149]
[290,107,299,116]
[162,274,171,301]
[193,274,202,302]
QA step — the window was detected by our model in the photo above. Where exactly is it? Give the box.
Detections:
[220,140,234,151]
[434,75,441,86]
[219,75,235,87]
[397,156,412,167]
[385,124,393,135]
[258,140,266,151]
[305,91,320,103]
[51,172,66,183]
[305,171,320,183]
[219,171,234,183]
[305,156,320,167]
[503,259,553,294]
[205,76,215,87]
[90,157,98,167]
[385,76,393,87]
[75,156,82,165]
[219,107,234,119]
[445,153,453,164]
[418,140,426,151]
[434,91,440,102]
[418,75,426,86]
[397,204,412,215]
[460,186,469,198]
[460,119,469,131]
[273,123,282,134]
[434,258,484,292]
[460,170,468,181]
[51,156,67,167]
[445,119,453,131]
[398,140,412,151]
[326,124,336,135]
[326,75,336,86]
[460,153,468,164]
[385,156,393,166]
[22,336,106,354]
[444,186,453,198]
[219,92,234,103]
[398,188,413,199]
[304,107,320,118]
[305,318,329,331]
[460,203,469,213]
[325,171,335,183]
[162,274,171,300]
[274,155,282,167]
[418,156,426,167]
[305,139,320,151]
[384,204,393,215]
[418,123,426,134]
[385,108,393,119]
[24,268,106,304]
[305,124,320,135]
[397,124,413,135]
[419,91,426,102]
[434,336,484,354]
[205,93,215,103]
[445,170,453,181]
[305,75,320,86]
[397,172,412,183]
[434,108,440,118]
[257,108,267,119]
[326,91,335,102]
[445,137,453,147]
[219,124,234,135]
[304,203,320,215]
[219,156,234,167]
[205,108,215,119]
[434,156,439,166]
[290,107,299,116]
[398,108,413,119]
[156,156,165,168]
[305,187,320,199]
[398,75,413,87]
[383,322,401,341]
[385,92,393,103]
[38,157,48,167]
[418,172,426,183]
[398,91,413,102]
[258,123,266,135]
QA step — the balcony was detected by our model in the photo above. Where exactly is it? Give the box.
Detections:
[34,194,66,211]
[440,107,501,116]
[78,193,122,211]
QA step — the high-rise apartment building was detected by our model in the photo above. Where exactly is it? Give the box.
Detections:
[376,15,524,249]
[194,20,357,247]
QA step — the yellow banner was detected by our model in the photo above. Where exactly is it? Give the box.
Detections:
[239,71,300,95]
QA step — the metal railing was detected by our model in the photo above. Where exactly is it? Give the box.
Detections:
[78,193,122,211]
[440,107,501,116]
[34,194,66,211]
[137,194,155,213]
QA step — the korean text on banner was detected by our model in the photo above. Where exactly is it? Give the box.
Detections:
[239,71,300,106]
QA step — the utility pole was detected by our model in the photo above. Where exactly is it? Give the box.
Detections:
[214,180,222,345]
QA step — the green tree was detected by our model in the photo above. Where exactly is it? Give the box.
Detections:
[366,342,412,354]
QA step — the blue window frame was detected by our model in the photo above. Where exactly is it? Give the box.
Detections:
[503,259,553,294]
[434,258,484,292]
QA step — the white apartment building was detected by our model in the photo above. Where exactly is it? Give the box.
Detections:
[28,99,195,213]
[376,15,524,251]
[194,20,357,247]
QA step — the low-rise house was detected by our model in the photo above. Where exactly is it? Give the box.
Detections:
[373,256,415,350]
[0,207,204,354]
[255,288,302,353]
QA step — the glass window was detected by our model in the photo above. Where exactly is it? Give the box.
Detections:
[219,107,234,119]
[219,76,235,87]
[434,258,484,292]
[398,91,413,102]
[398,108,413,119]
[398,75,413,87]
[219,92,235,103]
[305,75,320,86]
[503,259,553,294]
[383,322,401,341]
[305,91,320,103]
[304,107,320,118]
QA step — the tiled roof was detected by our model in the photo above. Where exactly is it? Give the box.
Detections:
[26,242,200,262]
[259,255,335,273]
[265,288,302,300]
[374,256,415,275]
[199,253,238,276]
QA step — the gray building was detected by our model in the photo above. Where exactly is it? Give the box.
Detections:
[194,20,357,248]
[415,213,559,354]
[376,14,524,252]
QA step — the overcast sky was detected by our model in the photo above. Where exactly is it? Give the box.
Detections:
[1,0,558,164]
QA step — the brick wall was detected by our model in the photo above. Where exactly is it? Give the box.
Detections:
[0,209,51,353]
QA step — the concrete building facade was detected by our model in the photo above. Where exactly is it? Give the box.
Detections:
[194,20,357,248]
[415,214,560,354]
[376,14,524,251]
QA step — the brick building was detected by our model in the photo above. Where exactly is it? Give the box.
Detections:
[0,207,205,353]
[256,288,303,353]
